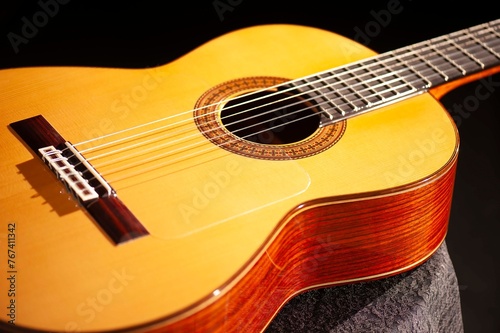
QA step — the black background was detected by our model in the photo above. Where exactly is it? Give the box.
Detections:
[1,1,499,332]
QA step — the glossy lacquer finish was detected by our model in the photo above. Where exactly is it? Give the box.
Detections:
[9,115,149,244]
[0,21,496,332]
[144,157,457,333]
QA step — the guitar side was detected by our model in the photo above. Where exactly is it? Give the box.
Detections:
[0,24,459,332]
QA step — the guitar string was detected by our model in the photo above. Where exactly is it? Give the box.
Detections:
[100,44,500,182]
[89,65,498,184]
[77,17,492,148]
[85,33,499,167]
[94,36,496,168]
[102,68,455,183]
[65,20,500,157]
[99,67,457,181]
[92,81,416,171]
[67,31,500,172]
[86,58,445,169]
[73,56,405,154]
[84,34,500,169]
[67,35,500,183]
[87,69,423,166]
[51,22,500,182]
[49,57,422,179]
[72,20,499,156]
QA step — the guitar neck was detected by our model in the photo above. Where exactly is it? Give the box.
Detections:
[293,19,500,126]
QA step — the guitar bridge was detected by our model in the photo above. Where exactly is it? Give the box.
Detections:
[38,143,112,204]
[9,115,149,245]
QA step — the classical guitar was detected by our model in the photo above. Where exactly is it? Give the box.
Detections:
[1,18,499,333]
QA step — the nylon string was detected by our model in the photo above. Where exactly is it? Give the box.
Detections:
[54,20,499,184]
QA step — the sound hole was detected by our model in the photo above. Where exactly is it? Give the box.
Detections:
[194,76,345,160]
[220,90,321,145]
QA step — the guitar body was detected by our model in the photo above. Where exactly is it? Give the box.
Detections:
[0,24,459,332]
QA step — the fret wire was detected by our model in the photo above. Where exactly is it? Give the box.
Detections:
[324,74,412,107]
[261,58,417,120]
[303,35,498,118]
[448,38,485,69]
[458,39,499,68]
[105,18,500,158]
[386,51,435,87]
[242,67,442,130]
[102,51,457,155]
[448,25,500,65]
[401,35,477,71]
[369,54,429,89]
[323,73,357,112]
[433,41,482,73]
[322,62,423,110]
[308,71,443,122]
[280,20,500,119]
[296,69,390,117]
[71,20,500,154]
[288,83,402,123]
[340,67,376,109]
[304,20,497,97]
[483,38,500,56]
[363,58,417,100]
[343,68,378,109]
[383,36,462,86]
[423,59,463,81]
[464,29,500,60]
[389,57,435,89]
[298,77,347,115]
[459,38,500,55]
[382,21,498,78]
[472,20,500,60]
[340,67,376,108]
[310,46,458,113]
[488,20,500,36]
[473,24,500,43]
[286,62,441,122]
[423,41,467,75]
[292,33,498,119]
[314,66,441,119]
[354,63,387,106]
[409,45,450,81]
[313,38,487,109]
[484,29,500,43]
[334,79,420,106]
[364,65,416,95]
[320,69,378,110]
[354,64,389,106]
[303,42,435,97]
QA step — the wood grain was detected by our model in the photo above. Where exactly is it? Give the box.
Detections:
[0,24,462,332]
[9,115,149,244]
[138,153,457,333]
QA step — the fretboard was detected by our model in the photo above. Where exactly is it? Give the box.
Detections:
[289,19,500,126]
